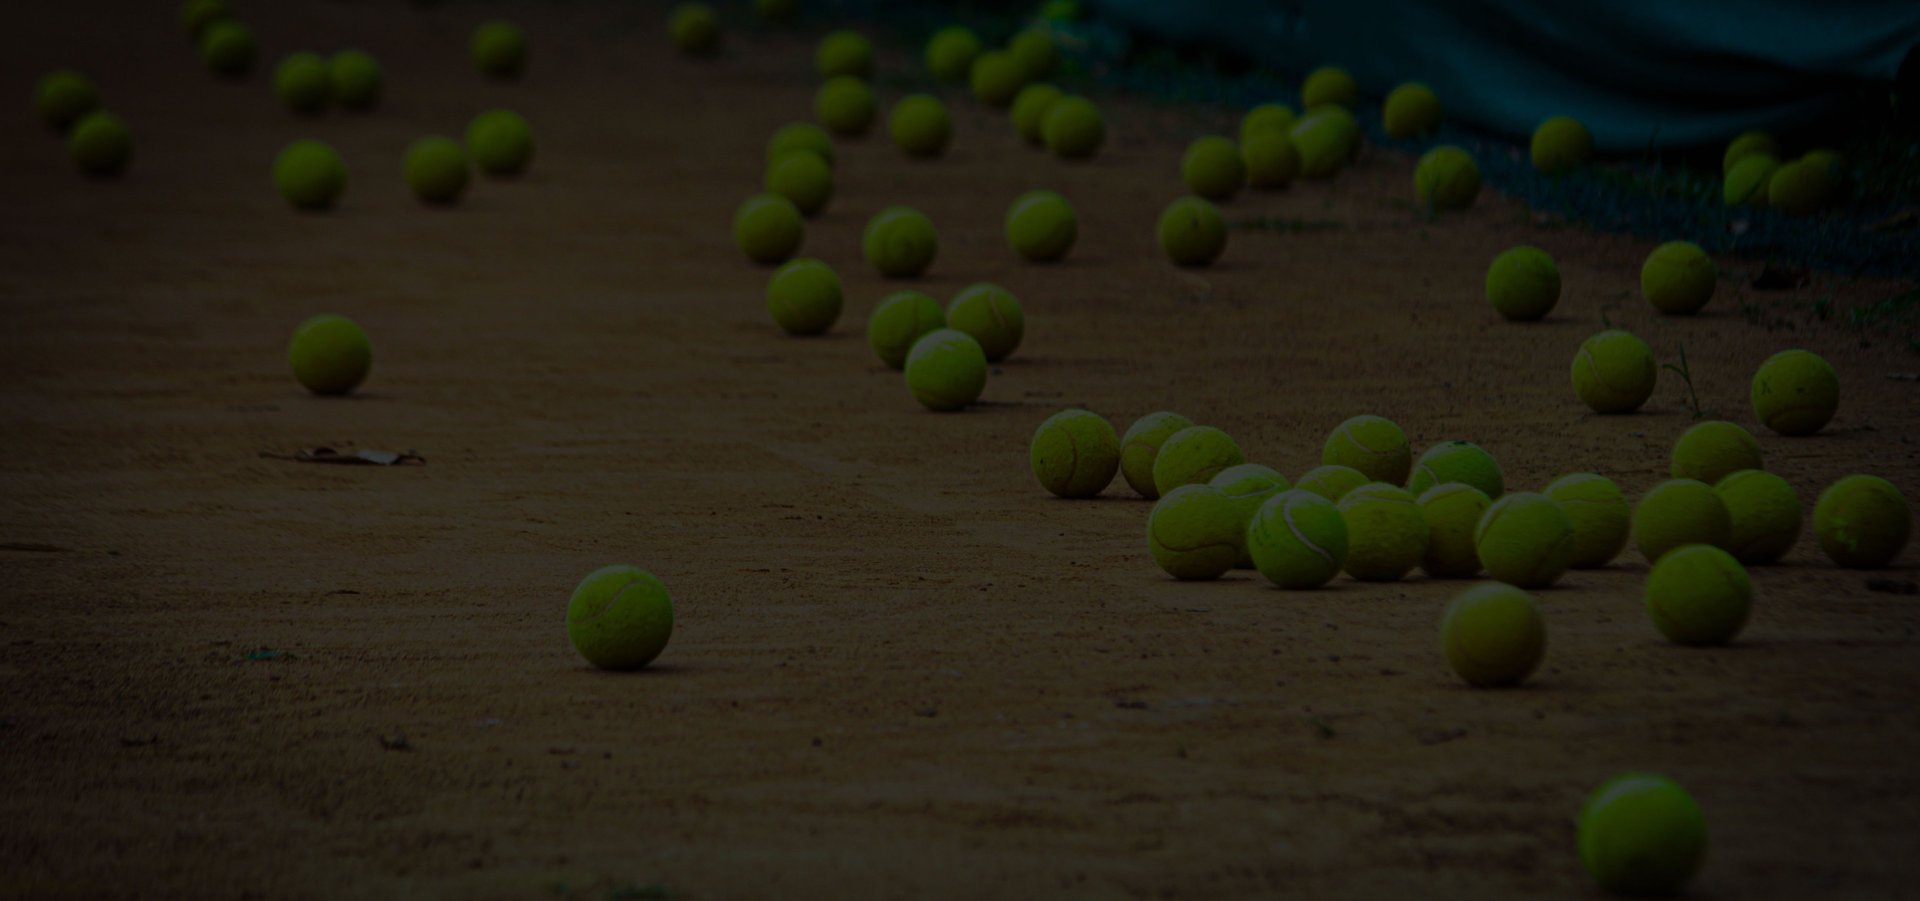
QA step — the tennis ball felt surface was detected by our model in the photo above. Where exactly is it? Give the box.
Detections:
[1578,773,1707,897]
[816,30,873,80]
[1007,28,1059,80]
[1546,473,1630,568]
[969,51,1027,107]
[1339,484,1429,582]
[1714,470,1802,564]
[1006,190,1076,262]
[904,328,987,411]
[1646,544,1751,645]
[566,565,673,670]
[1290,107,1359,179]
[180,0,232,38]
[274,52,330,114]
[1415,145,1480,211]
[1152,426,1244,497]
[1300,66,1356,110]
[1248,490,1349,589]
[1120,412,1195,499]
[1419,483,1491,578]
[1147,485,1243,581]
[1722,153,1779,207]
[767,123,834,167]
[1042,96,1104,159]
[467,109,534,177]
[1010,83,1063,146]
[272,139,346,211]
[1633,479,1731,563]
[1751,349,1837,436]
[1030,409,1119,499]
[1241,132,1300,189]
[925,26,981,83]
[1182,135,1245,201]
[1723,130,1777,173]
[1240,103,1296,143]
[1572,329,1657,414]
[328,51,382,110]
[669,4,721,56]
[1440,582,1545,687]
[1814,475,1911,568]
[1641,241,1716,315]
[1322,414,1411,485]
[863,207,937,278]
[201,21,256,78]
[889,94,951,158]
[763,151,832,216]
[1408,441,1503,499]
[1529,116,1593,174]
[288,314,371,395]
[1382,82,1441,138]
[36,70,98,132]
[1485,246,1560,321]
[734,194,805,265]
[1210,463,1292,567]
[1294,464,1369,503]
[472,20,527,79]
[815,76,875,137]
[404,137,469,205]
[1671,420,1763,485]
[1474,491,1575,588]
[765,258,842,336]
[866,291,944,369]
[1768,158,1836,216]
[1157,196,1227,267]
[945,283,1023,362]
[68,112,131,177]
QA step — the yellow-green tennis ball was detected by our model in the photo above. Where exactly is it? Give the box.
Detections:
[566,565,673,670]
[1670,420,1762,484]
[1010,83,1062,146]
[925,26,981,83]
[1120,412,1195,499]
[866,291,944,369]
[1181,135,1245,201]
[1290,106,1360,179]
[1800,148,1844,180]
[1382,82,1441,138]
[1157,195,1227,267]
[1579,773,1707,897]
[1008,28,1059,80]
[272,139,346,211]
[467,109,534,177]
[1322,414,1411,485]
[1440,582,1545,687]
[1485,245,1560,321]
[1300,66,1356,111]
[1242,132,1300,189]
[1147,485,1243,581]
[754,0,798,23]
[1813,475,1911,568]
[1006,190,1076,262]
[763,150,832,216]
[1768,157,1836,216]
[969,51,1027,107]
[946,283,1023,362]
[1571,329,1657,414]
[1295,464,1369,503]
[1645,544,1751,645]
[471,20,528,79]
[815,30,873,80]
[1415,145,1481,211]
[1339,484,1428,582]
[904,328,987,411]
[1248,490,1350,589]
[35,70,98,132]
[1640,240,1715,315]
[889,94,951,158]
[287,314,371,395]
[1152,425,1244,496]
[404,137,470,205]
[1721,153,1779,208]
[733,193,804,265]
[328,50,382,111]
[1714,470,1802,565]
[1632,479,1731,563]
[815,76,875,137]
[1419,483,1492,578]
[1031,409,1120,498]
[1545,473,1630,568]
[669,3,721,56]
[1474,491,1575,588]
[274,52,330,115]
[179,0,232,39]
[765,258,842,336]
[68,111,131,177]
[1750,348,1837,436]
[767,122,834,168]
[1042,96,1104,159]
[863,206,937,278]
[1722,130,1776,174]
[1408,441,1503,499]
[1240,103,1296,143]
[1210,463,1291,567]
[200,20,256,78]
[1529,116,1593,174]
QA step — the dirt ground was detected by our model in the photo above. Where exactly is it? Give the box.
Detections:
[3,2,1918,898]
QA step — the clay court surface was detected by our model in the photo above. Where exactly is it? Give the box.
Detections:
[3,2,1918,898]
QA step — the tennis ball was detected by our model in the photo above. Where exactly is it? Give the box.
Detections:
[1321,414,1411,485]
[1030,409,1120,498]
[1800,148,1845,181]
[764,258,842,336]
[1248,490,1350,589]
[404,137,470,205]
[1474,492,1576,588]
[925,26,982,83]
[1290,106,1360,179]
[733,194,804,265]
[467,109,535,177]
[904,328,987,411]
[669,3,721,56]
[1814,475,1911,568]
[566,565,673,670]
[1339,484,1429,581]
[889,94,951,158]
[1578,773,1707,897]
[866,291,944,369]
[1714,470,1802,564]
[946,283,1023,362]
[1181,135,1245,201]
[1300,66,1356,111]
[1529,116,1593,174]
[272,139,346,211]
[1042,96,1104,160]
[1008,28,1059,80]
[274,52,330,114]
[1545,474,1630,568]
[1382,82,1442,138]
[767,123,834,167]
[1440,582,1545,687]
[1414,145,1481,211]
[472,20,527,79]
[1640,241,1715,315]
[328,51,382,110]
[1485,246,1560,321]
[1242,132,1300,189]
[815,76,875,137]
[1571,329,1657,414]
[1645,544,1751,645]
[863,206,937,278]
[1750,349,1837,436]
[179,0,231,38]
[1010,83,1063,146]
[1240,103,1296,143]
[68,112,131,177]
[1152,426,1244,496]
[1147,485,1243,581]
[1768,158,1836,216]
[969,51,1027,107]
[1671,420,1762,485]
[1722,153,1779,207]
[1157,196,1227,267]
[1632,479,1731,563]
[1419,483,1492,578]
[816,30,873,80]
[1723,130,1776,173]
[1407,441,1503,499]
[288,314,371,395]
[1210,463,1292,567]
[1006,190,1076,262]
[754,0,798,22]
[200,20,256,78]
[763,151,832,216]
[1295,465,1370,503]
[1120,412,1195,499]
[35,70,98,132]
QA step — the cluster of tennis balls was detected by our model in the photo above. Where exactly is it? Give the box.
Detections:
[271,50,385,116]
[33,70,132,177]
[1720,131,1845,216]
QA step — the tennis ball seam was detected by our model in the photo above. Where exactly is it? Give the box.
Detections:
[574,576,645,627]
[1283,496,1337,566]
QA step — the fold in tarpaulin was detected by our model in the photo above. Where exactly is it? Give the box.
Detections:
[1088,0,1920,150]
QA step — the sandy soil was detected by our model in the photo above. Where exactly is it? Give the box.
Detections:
[3,2,1918,898]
